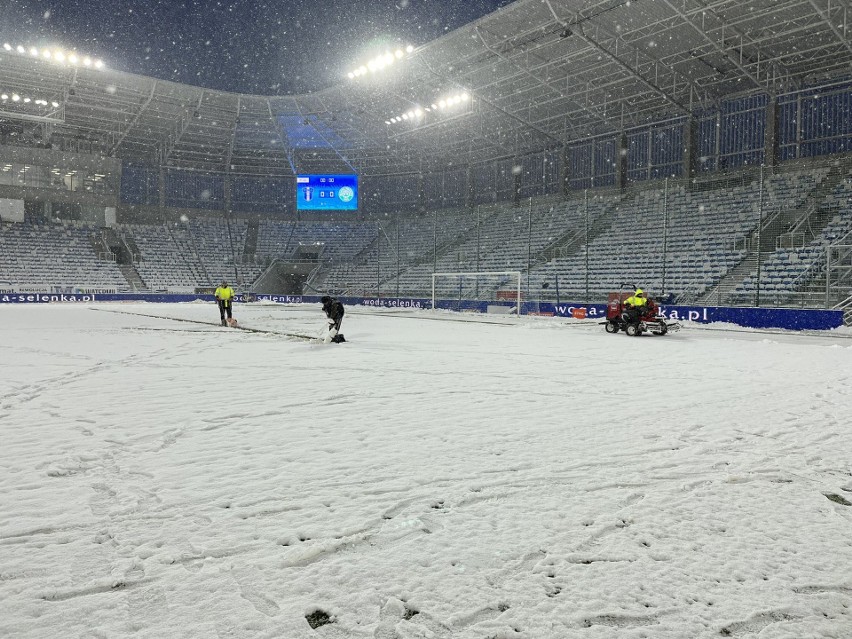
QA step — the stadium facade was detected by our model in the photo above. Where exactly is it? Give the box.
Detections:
[0,0,851,317]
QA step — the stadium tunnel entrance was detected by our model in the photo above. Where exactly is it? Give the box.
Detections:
[253,259,314,295]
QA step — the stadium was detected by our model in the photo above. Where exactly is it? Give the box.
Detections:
[2,0,852,637]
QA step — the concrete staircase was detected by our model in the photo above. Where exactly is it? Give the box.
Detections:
[779,165,851,246]
[117,263,147,291]
[244,218,259,257]
[697,253,762,305]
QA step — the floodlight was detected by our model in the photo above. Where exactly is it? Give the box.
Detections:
[42,50,51,59]
[12,94,20,101]
[402,113,409,120]
[406,45,414,53]
[347,72,355,79]
[0,94,7,100]
[30,47,38,56]
[2,43,11,51]
[83,57,92,66]
[16,46,24,53]
[439,100,447,108]
[23,97,31,103]
[51,101,60,107]
[68,54,78,64]
[385,120,391,125]
[395,50,403,58]
[414,108,423,117]
[461,93,470,101]
[54,51,65,62]
[94,60,104,69]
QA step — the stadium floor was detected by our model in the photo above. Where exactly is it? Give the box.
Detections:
[2,303,852,638]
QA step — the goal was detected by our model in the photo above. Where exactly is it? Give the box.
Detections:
[431,271,522,315]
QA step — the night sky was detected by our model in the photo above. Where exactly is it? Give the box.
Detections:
[0,0,512,94]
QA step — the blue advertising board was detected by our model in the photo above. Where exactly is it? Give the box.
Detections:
[296,175,358,211]
[0,291,844,331]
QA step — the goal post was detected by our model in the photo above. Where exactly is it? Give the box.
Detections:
[431,271,523,315]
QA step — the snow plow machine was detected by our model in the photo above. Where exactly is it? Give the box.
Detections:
[603,285,681,337]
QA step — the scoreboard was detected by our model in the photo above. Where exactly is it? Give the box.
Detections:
[296,175,358,211]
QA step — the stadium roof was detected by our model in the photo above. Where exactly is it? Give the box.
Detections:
[1,0,851,177]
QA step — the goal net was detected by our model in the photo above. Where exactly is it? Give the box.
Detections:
[431,271,522,315]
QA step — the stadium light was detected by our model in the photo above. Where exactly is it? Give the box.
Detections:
[1,90,63,109]
[3,43,105,69]
[347,44,416,80]
[386,90,472,126]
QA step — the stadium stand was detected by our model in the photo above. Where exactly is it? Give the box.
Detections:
[4,165,849,304]
[0,221,127,290]
[732,172,852,304]
[118,223,205,291]
[525,168,831,302]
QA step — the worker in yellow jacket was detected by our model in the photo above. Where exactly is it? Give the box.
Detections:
[624,289,647,308]
[623,288,647,323]
[214,281,235,326]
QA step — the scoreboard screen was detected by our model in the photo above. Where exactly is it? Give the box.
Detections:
[296,175,358,211]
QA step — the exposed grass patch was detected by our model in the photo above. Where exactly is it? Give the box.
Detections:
[305,609,333,629]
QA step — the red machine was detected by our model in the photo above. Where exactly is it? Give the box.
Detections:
[604,285,680,336]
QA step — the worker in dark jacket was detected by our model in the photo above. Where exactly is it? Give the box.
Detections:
[321,296,345,343]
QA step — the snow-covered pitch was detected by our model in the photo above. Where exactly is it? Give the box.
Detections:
[2,303,852,638]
